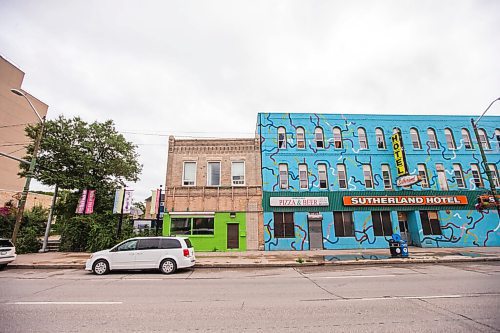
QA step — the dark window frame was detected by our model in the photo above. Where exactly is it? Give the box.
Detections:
[274,212,295,238]
[333,211,354,237]
[371,211,392,237]
[420,211,442,235]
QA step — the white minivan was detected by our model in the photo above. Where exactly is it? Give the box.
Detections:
[85,237,195,275]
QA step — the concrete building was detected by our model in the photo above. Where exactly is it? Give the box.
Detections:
[163,136,263,251]
[0,55,50,209]
[258,113,500,250]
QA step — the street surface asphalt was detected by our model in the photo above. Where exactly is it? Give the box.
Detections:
[1,262,499,332]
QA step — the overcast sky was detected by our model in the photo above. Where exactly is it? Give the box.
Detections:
[1,0,499,201]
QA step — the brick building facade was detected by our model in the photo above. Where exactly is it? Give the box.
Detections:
[163,136,263,251]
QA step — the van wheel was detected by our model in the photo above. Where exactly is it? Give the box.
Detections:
[160,259,177,274]
[92,259,110,275]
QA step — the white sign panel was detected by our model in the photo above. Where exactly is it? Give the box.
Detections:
[396,175,421,187]
[270,197,329,207]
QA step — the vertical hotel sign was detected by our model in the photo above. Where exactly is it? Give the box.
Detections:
[391,131,408,177]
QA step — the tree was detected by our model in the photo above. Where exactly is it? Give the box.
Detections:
[20,116,142,213]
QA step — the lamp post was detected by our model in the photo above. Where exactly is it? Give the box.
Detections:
[470,97,500,216]
[10,88,46,244]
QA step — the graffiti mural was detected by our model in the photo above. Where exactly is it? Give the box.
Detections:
[258,113,500,250]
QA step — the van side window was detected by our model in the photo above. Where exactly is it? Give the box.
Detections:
[138,238,160,250]
[160,239,182,249]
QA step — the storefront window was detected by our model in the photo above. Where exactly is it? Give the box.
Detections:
[274,212,295,238]
[170,218,191,235]
[192,217,215,235]
[333,211,354,237]
[171,217,214,235]
[371,211,392,237]
[420,211,442,235]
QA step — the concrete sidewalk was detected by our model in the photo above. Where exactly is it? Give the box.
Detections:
[6,246,500,270]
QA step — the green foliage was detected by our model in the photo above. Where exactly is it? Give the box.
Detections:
[20,115,142,214]
[59,216,91,252]
[15,227,41,254]
[87,213,120,253]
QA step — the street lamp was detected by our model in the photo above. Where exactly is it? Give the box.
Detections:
[10,88,46,244]
[470,97,500,216]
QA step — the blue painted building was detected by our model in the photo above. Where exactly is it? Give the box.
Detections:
[257,113,500,250]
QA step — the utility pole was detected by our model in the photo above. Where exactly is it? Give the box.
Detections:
[470,97,500,217]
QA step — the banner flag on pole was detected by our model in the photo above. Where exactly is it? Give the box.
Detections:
[113,188,124,214]
[85,190,96,214]
[76,189,87,214]
[123,190,133,214]
[150,189,157,215]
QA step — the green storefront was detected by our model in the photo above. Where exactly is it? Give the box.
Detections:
[163,212,247,252]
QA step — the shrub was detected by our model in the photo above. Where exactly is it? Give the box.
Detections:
[16,226,42,254]
[59,216,91,252]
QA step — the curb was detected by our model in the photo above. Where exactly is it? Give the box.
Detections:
[7,256,500,270]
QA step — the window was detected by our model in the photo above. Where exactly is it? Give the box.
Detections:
[231,161,245,186]
[371,211,392,237]
[334,211,354,237]
[274,212,295,238]
[315,127,324,149]
[299,164,308,189]
[296,127,305,149]
[171,217,215,235]
[471,164,484,188]
[453,164,466,188]
[363,164,373,189]
[138,238,160,250]
[410,128,421,149]
[418,164,429,188]
[279,164,288,189]
[116,240,138,251]
[337,164,347,189]
[461,128,473,149]
[393,128,401,135]
[375,128,386,149]
[420,211,442,235]
[478,129,490,149]
[170,218,191,235]
[207,162,221,186]
[436,164,448,190]
[333,127,342,148]
[496,129,500,150]
[182,162,196,186]
[488,164,499,187]
[192,217,215,235]
[444,128,456,149]
[318,164,328,189]
[278,127,287,149]
[427,128,438,149]
[160,238,182,249]
[358,127,368,149]
[381,164,392,190]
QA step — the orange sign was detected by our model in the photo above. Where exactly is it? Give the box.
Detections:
[343,195,468,206]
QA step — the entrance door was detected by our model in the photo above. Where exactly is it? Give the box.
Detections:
[308,220,323,250]
[397,211,412,245]
[227,224,239,249]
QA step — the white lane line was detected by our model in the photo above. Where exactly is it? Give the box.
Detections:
[7,301,122,305]
[317,274,397,279]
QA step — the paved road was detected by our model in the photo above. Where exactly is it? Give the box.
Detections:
[1,263,499,332]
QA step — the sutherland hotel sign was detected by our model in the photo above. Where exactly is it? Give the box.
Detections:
[343,195,468,206]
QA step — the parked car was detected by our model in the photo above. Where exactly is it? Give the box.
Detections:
[85,237,195,275]
[0,239,16,270]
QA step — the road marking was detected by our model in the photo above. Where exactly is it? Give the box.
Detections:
[8,301,123,305]
[317,274,397,279]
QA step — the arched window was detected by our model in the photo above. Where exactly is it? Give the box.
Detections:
[299,164,309,189]
[318,164,328,189]
[358,128,368,149]
[277,127,286,149]
[427,128,438,149]
[410,128,421,149]
[444,128,456,149]
[393,127,401,135]
[478,128,490,149]
[296,127,305,149]
[333,127,342,148]
[495,129,500,150]
[381,164,392,189]
[279,164,288,189]
[461,128,473,149]
[314,127,324,149]
[375,128,386,149]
